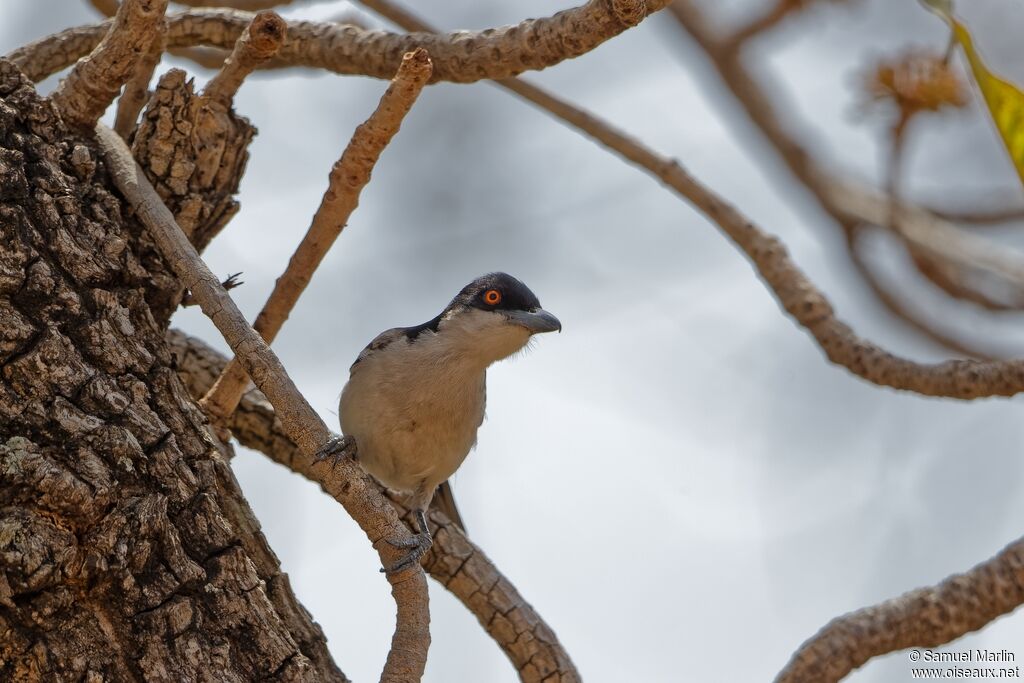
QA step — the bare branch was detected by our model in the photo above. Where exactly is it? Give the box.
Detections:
[726,0,801,47]
[201,10,286,109]
[667,5,1024,305]
[8,25,119,82]
[356,0,1024,402]
[94,123,430,683]
[200,47,432,423]
[846,226,1003,360]
[776,535,1024,682]
[50,0,168,129]
[927,204,1024,226]
[827,181,1024,311]
[167,329,583,683]
[112,17,165,138]
[725,0,851,48]
[13,0,667,85]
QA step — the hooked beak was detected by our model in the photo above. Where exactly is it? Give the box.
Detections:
[505,308,562,334]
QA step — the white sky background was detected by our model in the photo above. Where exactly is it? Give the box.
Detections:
[5,1,1024,680]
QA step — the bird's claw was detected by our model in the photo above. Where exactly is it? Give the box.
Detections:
[313,434,355,469]
[222,272,244,291]
[380,531,433,574]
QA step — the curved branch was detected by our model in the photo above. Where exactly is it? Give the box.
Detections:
[846,225,1003,360]
[667,2,1024,308]
[11,0,667,85]
[201,47,432,423]
[167,329,583,683]
[776,535,1024,682]
[356,0,1024,401]
[94,124,430,683]
[50,0,168,129]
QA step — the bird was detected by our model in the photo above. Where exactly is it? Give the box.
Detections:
[315,272,561,573]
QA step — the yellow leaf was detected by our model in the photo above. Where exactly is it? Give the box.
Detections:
[951,23,1024,187]
[923,1,1024,188]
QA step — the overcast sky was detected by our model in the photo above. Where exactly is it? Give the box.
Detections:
[5,1,1024,681]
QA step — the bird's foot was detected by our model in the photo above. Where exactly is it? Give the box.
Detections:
[380,508,432,574]
[380,531,433,574]
[313,434,356,469]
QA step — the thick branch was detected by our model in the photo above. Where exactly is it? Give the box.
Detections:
[168,329,583,683]
[94,124,430,683]
[50,0,168,129]
[12,0,666,85]
[776,535,1024,682]
[201,47,431,423]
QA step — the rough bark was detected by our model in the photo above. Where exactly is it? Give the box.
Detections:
[0,59,344,682]
[126,68,254,325]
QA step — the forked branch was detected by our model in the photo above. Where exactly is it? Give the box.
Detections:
[112,14,165,138]
[201,47,432,423]
[50,0,168,128]
[94,124,430,683]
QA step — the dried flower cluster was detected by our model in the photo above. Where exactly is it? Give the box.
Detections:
[862,49,967,130]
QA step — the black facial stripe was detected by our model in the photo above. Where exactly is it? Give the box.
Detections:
[381,273,542,352]
[400,313,442,342]
[448,272,542,313]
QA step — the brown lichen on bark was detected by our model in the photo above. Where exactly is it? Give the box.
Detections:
[0,59,344,682]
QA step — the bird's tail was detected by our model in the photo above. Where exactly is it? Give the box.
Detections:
[432,480,466,533]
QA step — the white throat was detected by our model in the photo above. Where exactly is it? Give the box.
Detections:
[436,307,532,369]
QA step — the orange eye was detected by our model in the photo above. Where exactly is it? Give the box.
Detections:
[483,289,502,305]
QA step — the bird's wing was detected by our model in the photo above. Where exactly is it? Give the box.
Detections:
[432,480,466,533]
[349,327,406,371]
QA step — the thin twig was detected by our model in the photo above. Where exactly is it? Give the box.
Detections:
[112,17,166,138]
[668,1,1024,310]
[927,204,1024,226]
[725,0,799,48]
[94,123,430,683]
[846,225,1002,360]
[12,0,667,86]
[167,328,583,683]
[50,0,169,129]
[200,47,432,423]
[828,181,1024,311]
[201,9,286,109]
[776,535,1024,683]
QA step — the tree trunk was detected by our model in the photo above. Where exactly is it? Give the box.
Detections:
[0,59,344,682]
